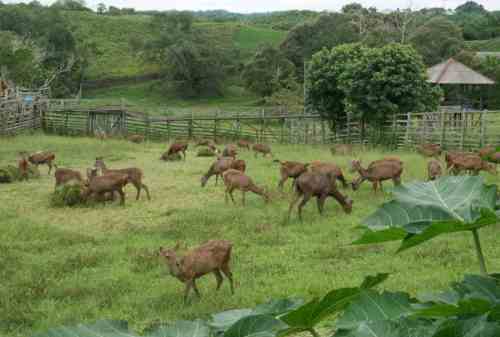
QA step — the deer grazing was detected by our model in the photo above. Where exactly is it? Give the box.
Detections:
[274,160,309,191]
[167,142,189,160]
[252,144,272,158]
[310,161,349,188]
[222,144,238,159]
[128,134,145,144]
[18,153,29,181]
[222,169,269,205]
[159,240,235,303]
[445,151,471,172]
[478,145,496,158]
[54,168,83,188]
[81,168,129,205]
[287,171,353,222]
[427,160,442,181]
[237,139,251,150]
[95,157,151,200]
[200,157,245,187]
[28,151,57,175]
[448,154,497,176]
[416,143,442,158]
[351,159,403,194]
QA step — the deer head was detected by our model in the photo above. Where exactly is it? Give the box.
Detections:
[159,244,182,277]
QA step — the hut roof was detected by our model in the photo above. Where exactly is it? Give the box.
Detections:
[476,52,500,60]
[427,58,495,85]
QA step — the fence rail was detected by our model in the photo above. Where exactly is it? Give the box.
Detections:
[2,99,500,149]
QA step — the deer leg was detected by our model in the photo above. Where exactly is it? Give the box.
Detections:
[229,187,236,204]
[338,174,348,188]
[213,270,224,290]
[317,194,327,215]
[241,191,246,206]
[278,176,287,191]
[192,280,201,298]
[372,181,378,194]
[215,174,219,186]
[297,193,312,222]
[221,264,234,294]
[117,188,125,205]
[133,182,141,200]
[184,281,193,303]
[142,183,151,200]
[287,193,301,222]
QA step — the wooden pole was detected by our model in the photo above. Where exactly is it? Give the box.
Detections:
[440,110,446,149]
[460,109,466,150]
[321,119,326,144]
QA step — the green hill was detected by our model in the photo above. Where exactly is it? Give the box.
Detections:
[465,38,500,51]
[67,12,287,80]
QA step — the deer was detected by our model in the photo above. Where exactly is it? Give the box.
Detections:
[18,152,29,181]
[159,240,234,303]
[222,169,269,205]
[478,145,496,158]
[201,157,245,187]
[448,154,497,176]
[287,171,353,222]
[252,144,272,158]
[445,151,471,172]
[128,134,145,144]
[351,159,403,194]
[274,160,309,191]
[27,151,57,175]
[237,139,251,150]
[222,144,238,159]
[416,143,442,158]
[81,168,129,205]
[427,160,442,181]
[167,142,189,161]
[95,157,151,201]
[54,168,83,188]
[310,161,349,188]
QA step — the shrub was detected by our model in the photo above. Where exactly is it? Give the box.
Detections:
[51,182,85,207]
[197,147,217,157]
[0,165,39,183]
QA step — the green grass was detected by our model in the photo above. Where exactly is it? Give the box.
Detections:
[233,24,287,52]
[466,38,500,51]
[1,134,499,337]
[83,80,262,115]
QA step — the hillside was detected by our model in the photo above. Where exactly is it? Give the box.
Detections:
[465,38,500,51]
[67,12,287,80]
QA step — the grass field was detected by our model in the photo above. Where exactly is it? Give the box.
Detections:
[1,134,499,337]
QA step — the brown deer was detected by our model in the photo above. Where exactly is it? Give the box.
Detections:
[445,151,471,172]
[128,134,145,144]
[427,160,442,181]
[95,158,151,200]
[274,160,309,191]
[237,139,251,150]
[81,168,128,205]
[351,159,403,194]
[478,145,496,158]
[222,144,238,159]
[310,161,349,188]
[416,143,442,158]
[222,169,269,205]
[54,168,83,188]
[167,142,189,160]
[231,159,246,173]
[252,144,272,158]
[28,151,57,175]
[201,157,235,187]
[18,153,29,181]
[159,240,235,303]
[449,154,497,176]
[287,171,353,222]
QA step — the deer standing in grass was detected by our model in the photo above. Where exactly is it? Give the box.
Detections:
[159,240,235,303]
[351,159,403,194]
[95,157,151,200]
[222,169,269,205]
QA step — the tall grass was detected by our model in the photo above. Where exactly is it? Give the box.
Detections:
[0,134,499,337]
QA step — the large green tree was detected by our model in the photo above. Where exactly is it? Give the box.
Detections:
[410,16,464,65]
[242,45,296,97]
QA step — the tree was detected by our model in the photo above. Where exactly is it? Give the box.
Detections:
[51,0,90,11]
[242,45,296,97]
[410,16,463,65]
[280,13,359,79]
[97,3,106,15]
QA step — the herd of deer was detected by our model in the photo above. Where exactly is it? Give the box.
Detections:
[11,140,498,302]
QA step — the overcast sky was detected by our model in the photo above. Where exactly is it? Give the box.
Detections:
[25,0,500,12]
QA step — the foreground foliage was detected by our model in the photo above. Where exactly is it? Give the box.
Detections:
[32,273,500,337]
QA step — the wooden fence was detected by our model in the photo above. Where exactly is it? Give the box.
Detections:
[0,97,48,135]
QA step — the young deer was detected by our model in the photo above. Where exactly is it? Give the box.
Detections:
[201,157,245,187]
[427,160,443,181]
[95,158,151,200]
[54,168,83,188]
[351,159,403,194]
[310,161,349,188]
[222,144,238,159]
[82,168,128,205]
[416,143,442,158]
[237,139,251,150]
[18,152,29,181]
[287,171,353,222]
[159,240,235,303]
[167,142,189,160]
[222,169,269,205]
[252,144,272,158]
[274,160,309,191]
[28,151,57,175]
[449,154,497,176]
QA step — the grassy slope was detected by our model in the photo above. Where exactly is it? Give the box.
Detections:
[465,38,500,51]
[1,134,499,336]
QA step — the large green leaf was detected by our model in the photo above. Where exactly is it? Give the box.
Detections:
[279,274,388,335]
[147,320,210,337]
[253,298,304,316]
[355,176,499,251]
[31,320,137,337]
[223,315,286,337]
[336,291,414,330]
[335,319,437,337]
[433,315,500,337]
[210,309,254,332]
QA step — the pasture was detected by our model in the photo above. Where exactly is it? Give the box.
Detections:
[0,134,499,337]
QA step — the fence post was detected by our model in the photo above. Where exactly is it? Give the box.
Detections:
[405,111,412,149]
[280,117,285,144]
[236,112,241,141]
[460,110,466,150]
[392,114,397,149]
[321,119,326,144]
[347,112,352,144]
[440,111,446,149]
[260,109,265,143]
[479,110,486,148]
[188,111,194,140]
[166,120,171,141]
[213,110,218,141]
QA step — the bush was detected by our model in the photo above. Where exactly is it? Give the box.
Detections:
[51,182,85,207]
[0,165,39,183]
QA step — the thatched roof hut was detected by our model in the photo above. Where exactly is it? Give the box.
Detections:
[427,58,495,85]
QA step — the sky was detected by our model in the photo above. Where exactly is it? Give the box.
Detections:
[22,0,500,12]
